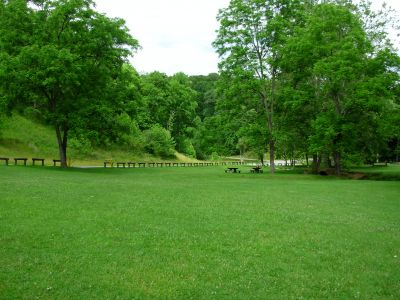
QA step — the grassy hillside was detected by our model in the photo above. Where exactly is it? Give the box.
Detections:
[0,114,58,159]
[0,114,197,166]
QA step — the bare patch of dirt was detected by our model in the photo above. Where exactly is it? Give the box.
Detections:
[347,172,366,180]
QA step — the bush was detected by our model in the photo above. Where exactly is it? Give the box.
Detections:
[181,139,196,158]
[115,114,144,152]
[341,153,365,169]
[69,134,93,157]
[144,125,176,158]
[23,106,43,121]
[211,152,220,161]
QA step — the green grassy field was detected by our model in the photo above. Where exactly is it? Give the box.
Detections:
[1,166,399,299]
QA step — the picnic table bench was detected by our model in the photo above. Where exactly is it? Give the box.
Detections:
[373,162,388,166]
[225,167,240,173]
[138,162,146,168]
[165,163,171,167]
[104,160,113,167]
[116,162,126,168]
[148,162,155,167]
[251,166,263,173]
[14,158,28,166]
[0,157,9,165]
[156,163,163,167]
[53,159,61,166]
[32,158,45,166]
[127,162,136,168]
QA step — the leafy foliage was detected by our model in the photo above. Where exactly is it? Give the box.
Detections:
[0,0,139,166]
[0,0,399,167]
[143,124,176,158]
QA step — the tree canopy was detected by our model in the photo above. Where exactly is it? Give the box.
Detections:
[0,0,399,170]
[0,0,139,166]
[213,0,399,174]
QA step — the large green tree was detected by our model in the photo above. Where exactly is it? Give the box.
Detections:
[190,73,219,120]
[214,0,310,173]
[0,0,138,167]
[140,72,198,154]
[280,2,399,174]
[72,64,144,150]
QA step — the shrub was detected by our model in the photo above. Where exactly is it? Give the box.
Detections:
[69,134,93,157]
[115,114,144,152]
[144,125,176,158]
[181,139,196,158]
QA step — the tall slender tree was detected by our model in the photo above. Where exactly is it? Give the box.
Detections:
[214,0,310,173]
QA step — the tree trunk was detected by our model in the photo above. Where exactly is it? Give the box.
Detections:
[269,138,275,173]
[312,155,317,173]
[56,125,68,168]
[306,153,309,167]
[291,150,295,167]
[259,64,277,174]
[317,155,321,173]
[321,153,332,169]
[333,151,341,176]
[258,151,264,166]
[312,154,319,173]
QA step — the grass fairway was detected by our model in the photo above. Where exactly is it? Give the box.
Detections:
[1,166,399,299]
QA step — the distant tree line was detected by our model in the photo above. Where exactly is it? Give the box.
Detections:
[0,0,399,172]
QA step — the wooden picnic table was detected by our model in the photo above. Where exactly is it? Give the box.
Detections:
[14,158,28,166]
[0,157,9,165]
[32,158,45,166]
[225,167,240,173]
[251,166,263,173]
[104,160,113,167]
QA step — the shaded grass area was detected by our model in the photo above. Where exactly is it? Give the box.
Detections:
[350,164,400,181]
[280,164,400,181]
[0,166,399,299]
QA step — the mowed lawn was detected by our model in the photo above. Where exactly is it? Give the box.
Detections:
[0,166,399,299]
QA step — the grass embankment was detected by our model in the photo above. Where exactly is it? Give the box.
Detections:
[1,166,399,299]
[0,114,197,165]
[351,165,400,181]
[0,114,58,159]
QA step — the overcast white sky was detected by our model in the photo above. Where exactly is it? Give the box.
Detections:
[94,0,399,76]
